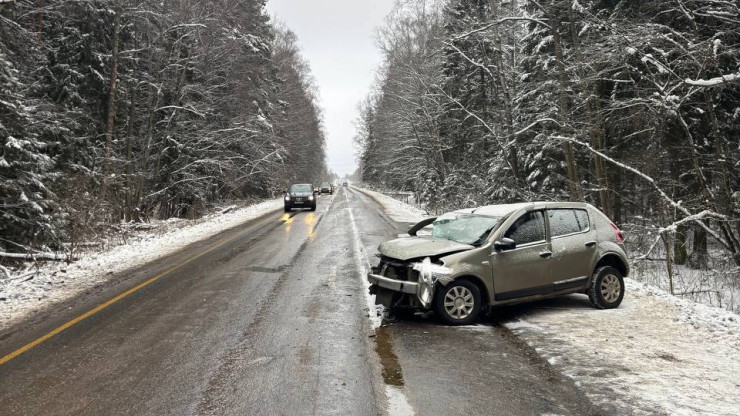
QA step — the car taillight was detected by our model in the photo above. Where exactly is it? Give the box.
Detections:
[610,222,624,244]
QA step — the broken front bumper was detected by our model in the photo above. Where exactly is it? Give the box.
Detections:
[367,273,433,309]
[367,273,419,294]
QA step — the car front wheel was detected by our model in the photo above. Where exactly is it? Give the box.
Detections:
[284,205,291,212]
[587,266,625,309]
[433,280,482,326]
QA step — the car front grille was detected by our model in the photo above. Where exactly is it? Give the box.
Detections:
[373,256,419,282]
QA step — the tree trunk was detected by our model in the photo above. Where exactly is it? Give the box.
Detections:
[662,233,675,295]
[125,28,139,222]
[565,7,608,211]
[551,20,582,201]
[489,0,519,181]
[674,223,688,265]
[688,224,709,270]
[589,89,611,216]
[101,11,121,198]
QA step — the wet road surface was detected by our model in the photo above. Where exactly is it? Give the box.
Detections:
[0,187,604,415]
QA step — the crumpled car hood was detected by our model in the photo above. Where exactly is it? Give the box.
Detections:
[378,237,473,261]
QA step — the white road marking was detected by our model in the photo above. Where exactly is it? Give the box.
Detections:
[344,190,382,329]
[385,385,415,416]
[344,189,416,416]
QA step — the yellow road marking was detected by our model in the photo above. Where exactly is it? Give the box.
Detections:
[0,218,269,367]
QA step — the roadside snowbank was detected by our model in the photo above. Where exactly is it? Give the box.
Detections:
[360,186,740,416]
[0,199,281,330]
[352,187,428,223]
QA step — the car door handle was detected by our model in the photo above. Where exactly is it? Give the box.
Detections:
[539,251,552,258]
[585,241,596,247]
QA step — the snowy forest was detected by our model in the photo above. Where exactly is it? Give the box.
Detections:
[0,0,326,255]
[356,0,740,305]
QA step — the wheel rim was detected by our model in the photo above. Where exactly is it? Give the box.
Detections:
[443,286,474,320]
[600,274,621,303]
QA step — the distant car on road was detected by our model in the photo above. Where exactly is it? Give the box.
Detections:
[368,202,628,325]
[320,182,333,194]
[284,183,316,212]
[342,181,348,187]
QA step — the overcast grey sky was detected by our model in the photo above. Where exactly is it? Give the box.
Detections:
[266,0,396,177]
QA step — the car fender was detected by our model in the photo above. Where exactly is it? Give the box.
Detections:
[591,244,630,278]
[437,248,493,303]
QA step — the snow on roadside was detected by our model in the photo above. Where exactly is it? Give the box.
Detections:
[352,187,428,223]
[0,199,282,330]
[359,186,740,416]
[505,282,740,415]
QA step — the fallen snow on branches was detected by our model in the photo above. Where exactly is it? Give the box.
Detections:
[685,72,740,87]
[0,199,282,330]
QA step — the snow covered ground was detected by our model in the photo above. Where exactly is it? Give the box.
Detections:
[506,282,740,415]
[0,199,282,330]
[630,255,740,314]
[359,186,740,416]
[352,187,428,223]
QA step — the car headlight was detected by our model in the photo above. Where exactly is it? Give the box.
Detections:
[308,195,314,201]
[285,195,291,201]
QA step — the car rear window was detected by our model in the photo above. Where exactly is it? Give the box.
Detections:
[548,209,589,237]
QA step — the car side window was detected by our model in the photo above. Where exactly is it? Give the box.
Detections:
[548,209,589,237]
[504,211,545,245]
[574,209,589,232]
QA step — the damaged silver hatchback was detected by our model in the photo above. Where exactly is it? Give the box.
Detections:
[368,202,629,325]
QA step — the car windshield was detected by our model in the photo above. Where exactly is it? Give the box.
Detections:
[321,182,330,186]
[289,184,312,193]
[432,213,502,246]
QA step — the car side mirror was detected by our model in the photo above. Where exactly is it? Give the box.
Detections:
[494,237,516,251]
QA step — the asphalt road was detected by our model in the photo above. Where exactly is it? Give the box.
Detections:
[0,186,603,416]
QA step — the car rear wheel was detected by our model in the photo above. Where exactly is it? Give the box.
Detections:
[433,280,482,326]
[587,266,625,309]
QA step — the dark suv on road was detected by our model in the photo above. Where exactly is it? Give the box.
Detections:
[320,182,333,194]
[368,202,629,325]
[284,183,316,212]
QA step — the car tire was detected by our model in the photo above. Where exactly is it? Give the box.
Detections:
[433,280,482,326]
[284,205,291,212]
[587,266,625,309]
[310,204,316,211]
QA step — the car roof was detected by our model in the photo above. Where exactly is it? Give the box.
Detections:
[464,201,592,217]
[290,183,312,187]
